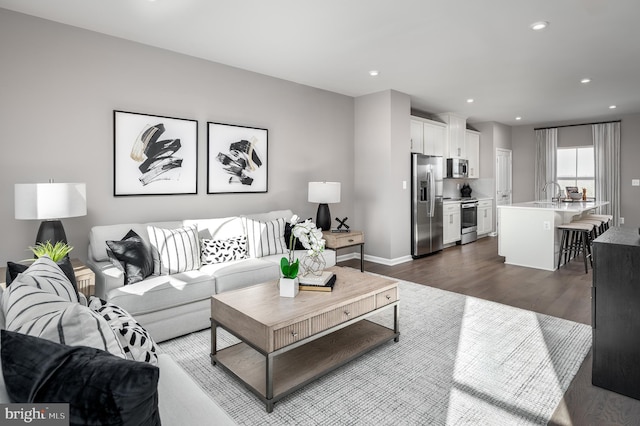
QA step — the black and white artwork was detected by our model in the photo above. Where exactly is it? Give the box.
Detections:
[207,122,268,194]
[114,110,198,196]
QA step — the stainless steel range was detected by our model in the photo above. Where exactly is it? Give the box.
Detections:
[460,198,478,244]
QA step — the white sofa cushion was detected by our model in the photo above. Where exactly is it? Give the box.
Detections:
[105,270,215,316]
[157,354,236,425]
[200,258,280,293]
[184,216,245,241]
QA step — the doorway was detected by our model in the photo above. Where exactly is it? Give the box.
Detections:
[495,148,513,234]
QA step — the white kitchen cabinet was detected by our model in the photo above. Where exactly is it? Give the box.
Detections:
[410,119,423,153]
[410,116,446,156]
[443,202,461,244]
[466,130,480,178]
[437,113,466,159]
[478,199,493,235]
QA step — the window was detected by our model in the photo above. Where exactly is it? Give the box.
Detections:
[556,147,595,197]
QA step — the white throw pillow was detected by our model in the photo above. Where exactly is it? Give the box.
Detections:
[201,235,248,265]
[147,224,200,275]
[243,217,287,258]
[2,283,125,357]
[89,297,159,365]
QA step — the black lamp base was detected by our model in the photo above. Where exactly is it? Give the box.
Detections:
[316,203,331,231]
[36,220,68,245]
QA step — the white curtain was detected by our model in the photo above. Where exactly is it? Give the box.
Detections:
[592,122,621,225]
[534,128,558,200]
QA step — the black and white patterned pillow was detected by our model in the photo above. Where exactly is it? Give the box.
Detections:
[14,256,79,303]
[201,236,248,265]
[88,297,159,365]
[147,224,200,275]
[243,217,287,258]
[2,283,125,357]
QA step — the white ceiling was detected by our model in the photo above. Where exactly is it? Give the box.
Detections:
[2,0,640,126]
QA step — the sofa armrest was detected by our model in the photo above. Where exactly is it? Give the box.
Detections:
[157,354,236,425]
[85,259,125,299]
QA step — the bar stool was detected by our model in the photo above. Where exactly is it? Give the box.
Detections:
[557,222,595,273]
[573,218,606,238]
[584,214,613,233]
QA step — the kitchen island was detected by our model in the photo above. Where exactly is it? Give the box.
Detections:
[497,200,609,271]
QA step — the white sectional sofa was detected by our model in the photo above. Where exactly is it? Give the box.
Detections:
[86,209,336,342]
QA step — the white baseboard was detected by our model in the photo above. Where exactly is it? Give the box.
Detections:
[336,252,413,267]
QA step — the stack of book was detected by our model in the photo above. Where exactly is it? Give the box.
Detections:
[299,271,336,292]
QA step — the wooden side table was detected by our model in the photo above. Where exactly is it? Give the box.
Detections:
[322,230,365,272]
[0,258,95,297]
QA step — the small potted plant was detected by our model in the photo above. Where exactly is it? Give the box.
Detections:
[28,241,77,287]
[280,215,325,297]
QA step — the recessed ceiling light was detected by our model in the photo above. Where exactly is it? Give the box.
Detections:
[580,78,591,84]
[369,70,379,77]
[530,21,549,31]
[515,116,522,121]
[609,105,617,109]
[466,98,474,103]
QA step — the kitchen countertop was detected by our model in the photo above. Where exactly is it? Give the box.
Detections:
[498,200,608,212]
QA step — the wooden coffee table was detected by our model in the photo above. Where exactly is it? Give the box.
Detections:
[210,266,400,413]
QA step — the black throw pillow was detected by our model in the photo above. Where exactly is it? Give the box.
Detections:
[5,261,28,285]
[284,221,310,251]
[6,259,78,297]
[1,329,160,426]
[106,230,154,285]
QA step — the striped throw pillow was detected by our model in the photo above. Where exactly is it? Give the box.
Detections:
[147,225,200,275]
[2,283,125,357]
[243,217,287,258]
[16,256,79,303]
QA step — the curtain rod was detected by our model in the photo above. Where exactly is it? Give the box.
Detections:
[534,119,621,131]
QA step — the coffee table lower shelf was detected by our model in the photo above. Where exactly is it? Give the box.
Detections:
[211,319,399,412]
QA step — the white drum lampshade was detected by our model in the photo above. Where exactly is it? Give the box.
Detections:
[308,182,341,231]
[15,182,87,245]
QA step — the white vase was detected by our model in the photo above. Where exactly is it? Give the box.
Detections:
[279,277,299,298]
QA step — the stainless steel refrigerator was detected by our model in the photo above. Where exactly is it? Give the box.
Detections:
[411,153,444,258]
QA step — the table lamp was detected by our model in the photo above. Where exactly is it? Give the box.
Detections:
[308,182,341,231]
[15,182,87,245]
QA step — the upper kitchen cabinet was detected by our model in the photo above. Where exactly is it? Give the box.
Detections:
[465,130,480,178]
[410,116,446,156]
[437,113,466,159]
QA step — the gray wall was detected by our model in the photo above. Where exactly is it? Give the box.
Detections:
[354,90,411,263]
[511,113,640,227]
[0,9,355,264]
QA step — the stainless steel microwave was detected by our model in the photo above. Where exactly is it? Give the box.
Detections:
[446,158,468,178]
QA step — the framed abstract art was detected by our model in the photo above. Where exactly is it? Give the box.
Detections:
[207,122,268,194]
[113,110,198,196]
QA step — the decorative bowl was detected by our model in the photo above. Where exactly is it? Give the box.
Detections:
[568,192,582,200]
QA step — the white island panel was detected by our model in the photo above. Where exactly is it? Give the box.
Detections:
[497,201,609,271]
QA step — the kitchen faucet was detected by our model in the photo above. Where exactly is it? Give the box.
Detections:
[542,182,562,202]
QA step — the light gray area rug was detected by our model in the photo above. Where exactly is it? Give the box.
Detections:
[159,278,592,425]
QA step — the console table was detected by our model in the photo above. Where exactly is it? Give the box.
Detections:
[592,226,640,400]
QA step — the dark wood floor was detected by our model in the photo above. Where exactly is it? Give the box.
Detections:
[338,236,640,426]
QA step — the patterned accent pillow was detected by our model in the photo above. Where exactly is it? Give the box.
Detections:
[201,235,248,265]
[2,283,125,357]
[243,217,287,258]
[147,224,200,275]
[14,256,79,303]
[89,297,158,365]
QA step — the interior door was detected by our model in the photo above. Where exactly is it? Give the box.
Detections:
[495,148,513,234]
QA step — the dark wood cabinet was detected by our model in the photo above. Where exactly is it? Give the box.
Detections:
[592,226,640,400]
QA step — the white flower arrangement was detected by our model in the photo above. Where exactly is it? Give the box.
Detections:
[280,214,325,279]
